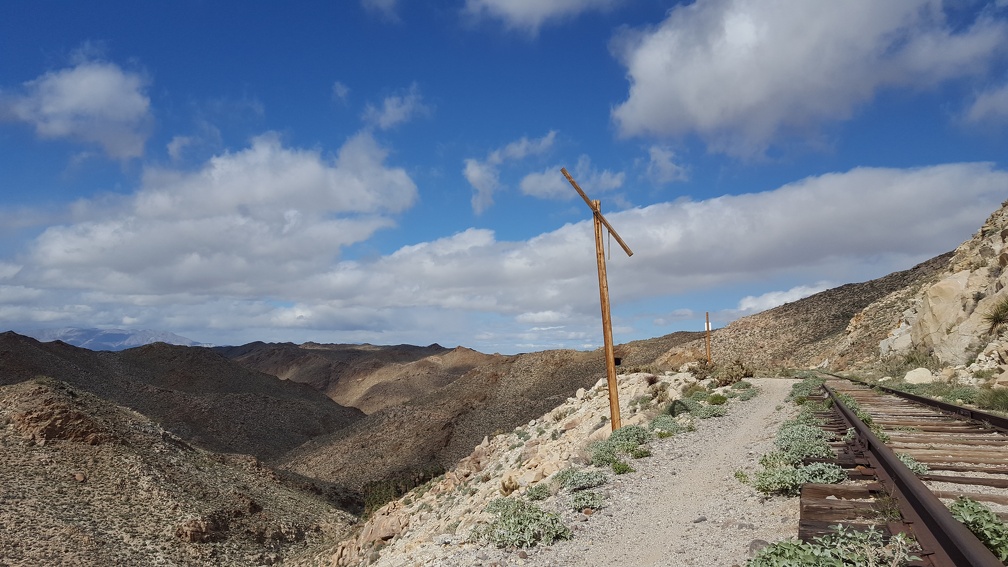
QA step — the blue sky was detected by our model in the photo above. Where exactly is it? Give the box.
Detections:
[2,0,1008,354]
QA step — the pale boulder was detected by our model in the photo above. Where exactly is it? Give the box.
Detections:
[904,367,936,384]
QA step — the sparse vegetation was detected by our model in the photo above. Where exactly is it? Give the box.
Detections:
[553,468,608,492]
[978,387,1008,413]
[747,525,919,567]
[569,490,606,511]
[949,497,1008,562]
[468,498,571,548]
[983,295,1008,336]
[589,425,652,473]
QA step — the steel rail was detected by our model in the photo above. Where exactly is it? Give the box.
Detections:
[824,384,1003,567]
[822,372,1008,433]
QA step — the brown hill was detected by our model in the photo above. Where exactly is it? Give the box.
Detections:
[215,342,498,413]
[0,332,364,461]
[649,252,954,372]
[0,376,355,565]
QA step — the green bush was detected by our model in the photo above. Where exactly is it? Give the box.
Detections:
[747,525,919,567]
[590,425,651,468]
[978,387,1008,413]
[611,460,634,474]
[896,453,929,475]
[752,461,846,496]
[984,295,1008,335]
[775,420,834,463]
[468,498,571,548]
[949,497,1008,561]
[569,490,606,511]
[553,468,608,492]
[707,393,728,405]
[524,483,550,501]
[787,376,826,404]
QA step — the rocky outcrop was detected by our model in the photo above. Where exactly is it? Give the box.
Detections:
[886,201,1008,366]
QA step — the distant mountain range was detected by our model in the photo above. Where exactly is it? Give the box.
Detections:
[20,327,212,351]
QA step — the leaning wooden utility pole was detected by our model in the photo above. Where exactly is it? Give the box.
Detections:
[562,167,633,432]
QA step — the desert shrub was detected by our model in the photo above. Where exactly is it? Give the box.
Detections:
[681,382,708,399]
[737,386,759,401]
[468,498,571,548]
[611,460,634,474]
[649,414,695,437]
[525,483,550,501]
[978,387,1008,413]
[949,497,1008,561]
[732,380,753,390]
[896,453,929,475]
[690,359,716,381]
[707,393,728,406]
[747,525,919,567]
[984,295,1008,336]
[590,425,651,471]
[753,461,846,496]
[775,420,834,462]
[713,359,753,387]
[691,403,727,419]
[553,468,608,492]
[787,376,826,404]
[569,490,606,511]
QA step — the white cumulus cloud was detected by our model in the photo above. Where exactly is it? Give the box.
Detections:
[611,0,1008,157]
[520,155,624,200]
[464,130,557,213]
[363,83,430,130]
[738,282,833,313]
[19,131,417,295]
[1,59,152,159]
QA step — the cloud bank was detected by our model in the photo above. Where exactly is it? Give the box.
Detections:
[3,159,1004,352]
[611,0,1008,156]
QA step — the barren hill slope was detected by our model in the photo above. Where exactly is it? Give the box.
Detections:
[0,376,356,566]
[649,252,953,372]
[0,332,364,461]
[215,342,498,413]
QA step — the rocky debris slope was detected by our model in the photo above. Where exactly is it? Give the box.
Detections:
[0,376,355,566]
[0,332,364,461]
[306,370,781,566]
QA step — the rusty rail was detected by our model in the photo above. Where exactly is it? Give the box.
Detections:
[824,384,1003,567]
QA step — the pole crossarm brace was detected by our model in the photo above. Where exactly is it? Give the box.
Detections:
[562,166,633,431]
[561,168,633,258]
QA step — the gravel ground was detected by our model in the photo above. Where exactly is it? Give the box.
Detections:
[383,377,801,567]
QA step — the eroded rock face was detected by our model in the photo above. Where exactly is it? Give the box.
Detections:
[886,201,1008,365]
[7,383,116,446]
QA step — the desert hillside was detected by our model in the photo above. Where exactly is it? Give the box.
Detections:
[0,333,364,461]
[216,342,500,414]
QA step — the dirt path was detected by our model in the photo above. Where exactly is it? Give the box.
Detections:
[523,377,800,567]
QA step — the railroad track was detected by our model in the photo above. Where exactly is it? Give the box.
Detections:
[797,375,1008,566]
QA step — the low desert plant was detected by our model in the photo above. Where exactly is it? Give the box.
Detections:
[896,453,929,475]
[747,525,919,567]
[984,295,1008,336]
[589,425,651,471]
[569,490,606,511]
[949,497,1008,561]
[468,498,571,548]
[978,387,1008,413]
[553,468,608,492]
[524,483,550,501]
[707,393,728,406]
